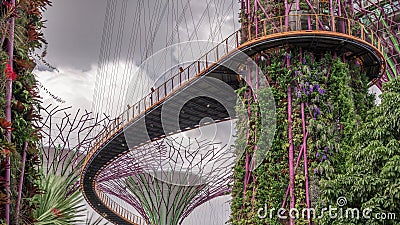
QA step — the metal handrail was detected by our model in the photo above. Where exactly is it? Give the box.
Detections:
[82,15,386,217]
[96,187,147,225]
[83,14,384,168]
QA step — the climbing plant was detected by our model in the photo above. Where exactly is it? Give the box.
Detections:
[230,48,374,224]
[319,77,400,225]
[0,0,52,224]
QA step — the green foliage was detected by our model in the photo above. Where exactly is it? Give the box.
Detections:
[32,173,86,225]
[230,47,375,224]
[0,0,52,223]
[319,77,400,225]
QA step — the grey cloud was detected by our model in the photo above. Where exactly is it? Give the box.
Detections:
[42,0,107,70]
[42,0,239,71]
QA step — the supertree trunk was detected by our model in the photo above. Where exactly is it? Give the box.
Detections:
[230,1,388,224]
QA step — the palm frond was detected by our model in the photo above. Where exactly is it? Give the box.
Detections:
[33,173,86,224]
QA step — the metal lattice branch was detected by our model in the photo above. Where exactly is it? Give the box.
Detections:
[36,105,114,191]
[354,0,400,86]
[98,136,234,225]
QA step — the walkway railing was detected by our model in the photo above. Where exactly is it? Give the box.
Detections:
[96,187,147,225]
[82,15,385,219]
[83,14,384,168]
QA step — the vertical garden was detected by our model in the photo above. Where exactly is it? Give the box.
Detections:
[230,1,399,225]
[0,0,51,224]
[231,48,378,224]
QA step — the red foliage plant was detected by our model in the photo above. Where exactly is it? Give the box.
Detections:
[4,63,17,81]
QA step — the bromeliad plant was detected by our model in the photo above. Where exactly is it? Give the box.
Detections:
[32,143,87,225]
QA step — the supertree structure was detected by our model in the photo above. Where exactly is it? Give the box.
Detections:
[81,1,395,225]
[231,1,394,225]
[353,0,400,88]
[38,105,114,184]
[97,136,234,225]
[34,105,116,222]
[83,73,242,225]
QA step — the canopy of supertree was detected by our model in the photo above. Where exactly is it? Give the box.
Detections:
[98,131,235,225]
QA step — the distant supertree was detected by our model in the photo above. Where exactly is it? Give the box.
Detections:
[37,104,118,188]
[97,135,234,225]
[33,105,114,223]
[353,0,400,88]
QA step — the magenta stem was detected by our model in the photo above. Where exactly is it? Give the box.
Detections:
[5,0,16,223]
[246,0,250,20]
[282,132,308,209]
[284,0,289,29]
[330,0,334,31]
[254,0,258,37]
[301,103,311,224]
[337,0,345,33]
[286,50,295,225]
[15,142,28,225]
[303,0,325,29]
[244,153,249,194]
[287,85,295,225]
[299,49,311,223]
[254,0,279,31]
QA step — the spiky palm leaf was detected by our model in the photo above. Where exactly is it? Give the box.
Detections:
[33,173,86,225]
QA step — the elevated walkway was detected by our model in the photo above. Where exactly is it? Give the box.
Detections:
[81,14,385,225]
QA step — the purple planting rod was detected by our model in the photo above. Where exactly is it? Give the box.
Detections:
[284,0,289,29]
[254,0,258,37]
[300,49,311,224]
[287,85,295,225]
[244,64,253,195]
[330,0,335,31]
[286,50,295,225]
[282,132,309,209]
[254,0,279,31]
[5,0,15,224]
[247,0,250,20]
[302,102,311,225]
[337,0,345,33]
[15,142,28,225]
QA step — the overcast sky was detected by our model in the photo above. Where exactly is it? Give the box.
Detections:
[37,0,240,224]
[37,0,239,112]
